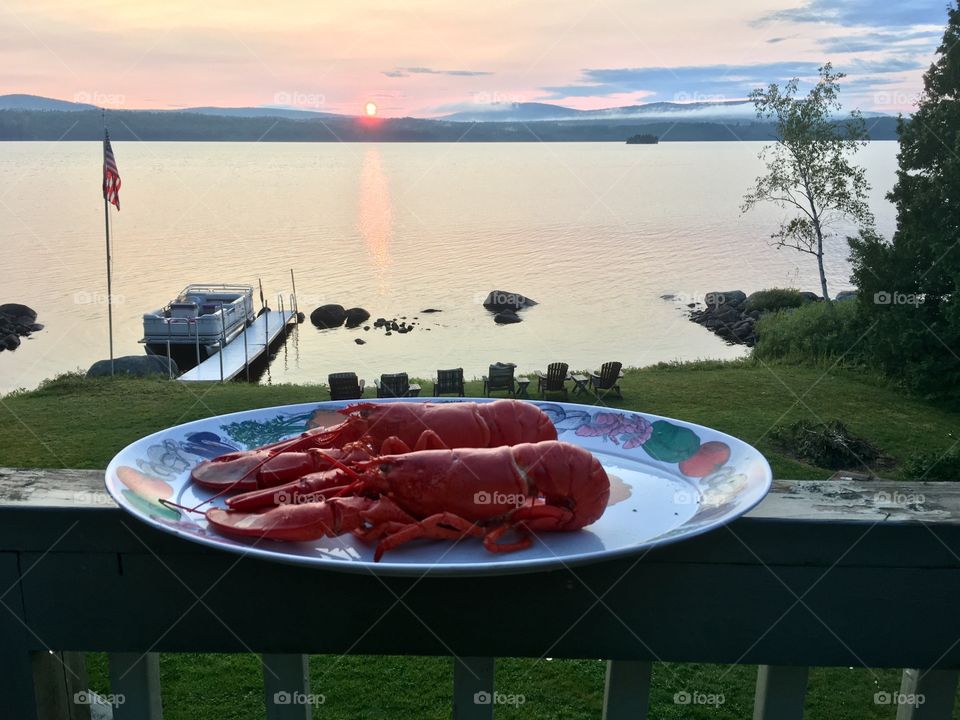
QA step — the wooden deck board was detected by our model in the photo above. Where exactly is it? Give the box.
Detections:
[177,309,294,382]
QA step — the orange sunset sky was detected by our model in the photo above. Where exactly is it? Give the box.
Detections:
[0,0,947,116]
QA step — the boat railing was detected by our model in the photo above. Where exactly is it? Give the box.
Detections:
[3,471,960,719]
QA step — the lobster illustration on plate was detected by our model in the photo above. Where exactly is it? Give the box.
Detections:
[205,440,610,561]
[187,399,610,561]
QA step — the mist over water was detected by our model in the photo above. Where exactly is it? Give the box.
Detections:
[0,141,898,395]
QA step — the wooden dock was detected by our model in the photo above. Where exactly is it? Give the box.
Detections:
[178,309,295,382]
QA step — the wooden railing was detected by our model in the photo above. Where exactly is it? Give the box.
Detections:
[2,467,959,719]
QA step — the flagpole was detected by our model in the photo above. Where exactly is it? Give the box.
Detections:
[102,112,115,376]
[104,185,114,376]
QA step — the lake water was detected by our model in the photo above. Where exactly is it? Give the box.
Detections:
[0,141,898,395]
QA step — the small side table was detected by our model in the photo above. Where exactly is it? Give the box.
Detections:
[571,374,590,395]
[516,377,530,397]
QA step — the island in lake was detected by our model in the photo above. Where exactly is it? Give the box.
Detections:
[626,134,659,144]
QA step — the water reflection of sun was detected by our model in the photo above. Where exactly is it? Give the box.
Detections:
[357,148,392,290]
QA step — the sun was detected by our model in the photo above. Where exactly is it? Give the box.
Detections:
[365,102,377,117]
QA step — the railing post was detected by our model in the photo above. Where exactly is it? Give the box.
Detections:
[753,665,808,720]
[109,652,163,720]
[896,668,959,719]
[33,651,91,720]
[602,660,651,720]
[262,654,313,720]
[452,657,494,720]
[0,648,40,720]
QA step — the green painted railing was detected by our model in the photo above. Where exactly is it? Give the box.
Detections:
[2,467,959,719]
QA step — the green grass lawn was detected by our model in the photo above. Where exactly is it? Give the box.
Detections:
[3,362,957,718]
[1,361,956,478]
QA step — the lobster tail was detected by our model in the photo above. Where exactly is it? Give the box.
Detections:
[511,441,609,530]
[479,399,558,446]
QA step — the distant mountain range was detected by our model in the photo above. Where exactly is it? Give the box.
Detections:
[0,93,902,142]
[440,99,889,123]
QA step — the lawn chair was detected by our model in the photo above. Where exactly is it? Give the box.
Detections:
[482,363,516,397]
[375,372,422,398]
[432,368,465,396]
[589,361,623,399]
[327,371,364,401]
[537,362,569,399]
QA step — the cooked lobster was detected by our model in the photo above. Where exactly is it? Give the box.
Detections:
[205,440,610,561]
[191,399,557,492]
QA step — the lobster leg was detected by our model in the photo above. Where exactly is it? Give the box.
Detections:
[482,523,533,553]
[506,504,575,532]
[373,513,485,561]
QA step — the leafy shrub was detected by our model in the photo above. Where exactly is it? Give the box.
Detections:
[744,288,807,313]
[770,419,889,470]
[753,300,866,363]
[902,448,960,481]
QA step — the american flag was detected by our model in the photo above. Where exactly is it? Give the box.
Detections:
[102,130,121,210]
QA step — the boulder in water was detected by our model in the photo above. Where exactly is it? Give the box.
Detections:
[0,303,37,325]
[494,309,522,324]
[344,307,371,328]
[310,304,347,329]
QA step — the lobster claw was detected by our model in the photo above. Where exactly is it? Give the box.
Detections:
[206,496,374,542]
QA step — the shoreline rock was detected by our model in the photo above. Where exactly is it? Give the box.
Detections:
[687,291,757,347]
[0,303,43,352]
[87,355,178,378]
[684,289,840,347]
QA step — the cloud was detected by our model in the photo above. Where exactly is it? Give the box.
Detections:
[818,29,942,53]
[758,0,948,27]
[383,66,493,78]
[541,62,825,100]
[540,58,924,103]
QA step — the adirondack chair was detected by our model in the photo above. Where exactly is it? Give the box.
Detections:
[482,363,516,397]
[432,368,465,396]
[375,372,422,398]
[536,362,569,398]
[589,361,623,398]
[327,372,365,401]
